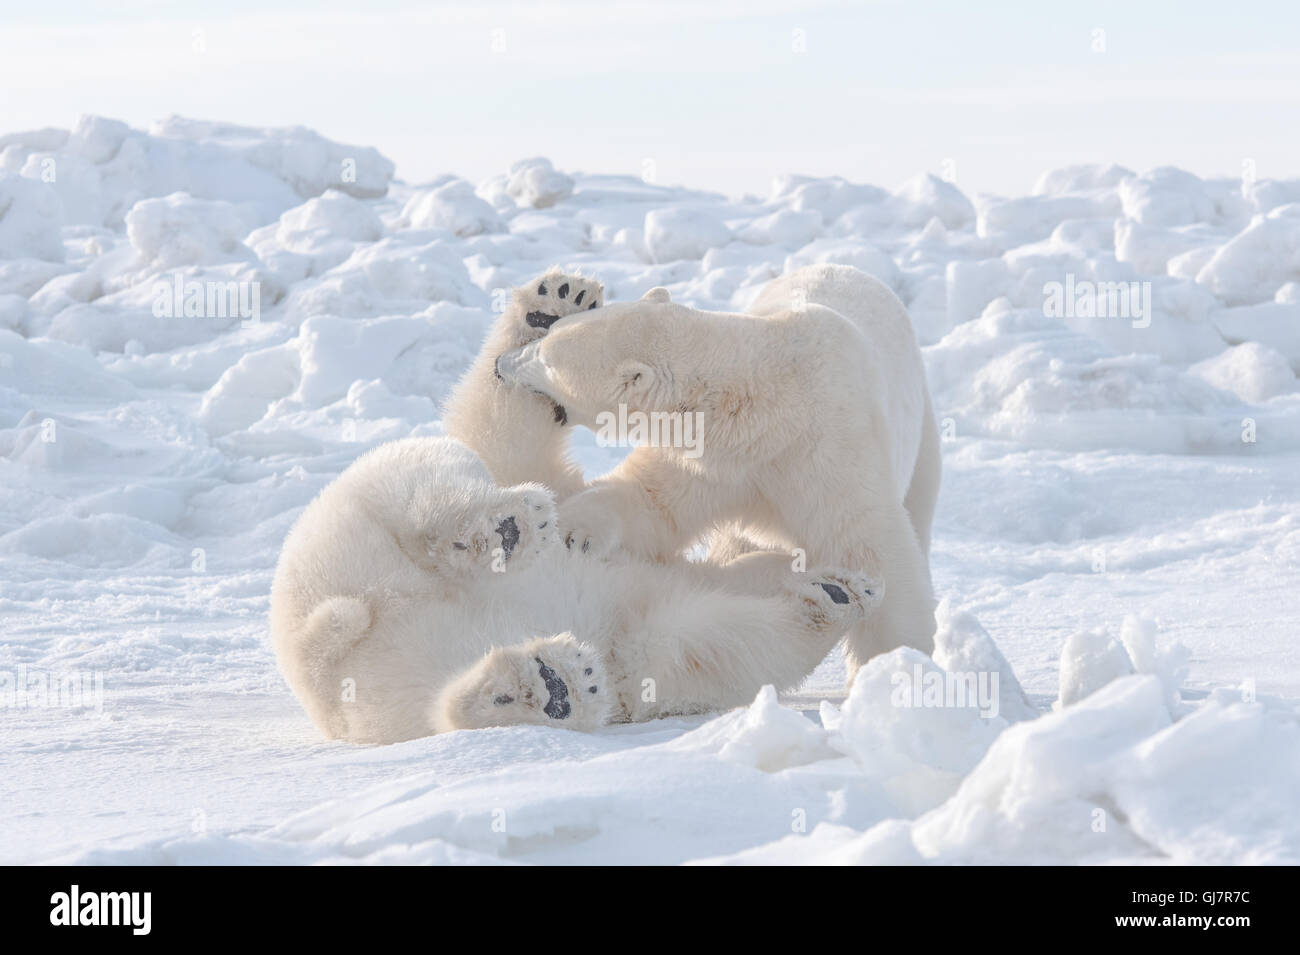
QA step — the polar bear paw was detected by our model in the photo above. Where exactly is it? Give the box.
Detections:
[498,484,561,567]
[517,269,604,330]
[791,568,884,633]
[430,484,559,574]
[499,268,604,348]
[437,634,610,733]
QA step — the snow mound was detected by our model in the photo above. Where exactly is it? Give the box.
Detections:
[644,206,733,262]
[502,157,575,209]
[151,116,394,201]
[401,179,505,236]
[276,190,384,243]
[1119,167,1220,227]
[0,174,65,261]
[1033,163,1134,196]
[772,174,890,225]
[1190,341,1298,402]
[0,114,394,229]
[1195,210,1300,306]
[739,208,823,247]
[831,648,1007,815]
[892,173,975,230]
[126,193,257,268]
[932,601,1037,722]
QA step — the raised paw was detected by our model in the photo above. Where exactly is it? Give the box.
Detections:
[495,483,560,566]
[423,486,558,576]
[436,634,610,733]
[500,268,604,347]
[791,568,885,633]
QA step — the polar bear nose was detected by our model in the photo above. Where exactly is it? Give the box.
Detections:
[495,516,520,560]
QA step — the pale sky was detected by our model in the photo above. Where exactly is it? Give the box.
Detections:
[4,0,1298,198]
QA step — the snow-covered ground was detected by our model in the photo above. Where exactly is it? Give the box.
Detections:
[1,116,1297,865]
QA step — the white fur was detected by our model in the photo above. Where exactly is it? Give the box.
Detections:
[496,264,941,675]
[270,270,880,743]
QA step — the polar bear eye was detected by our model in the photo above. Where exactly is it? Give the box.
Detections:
[616,360,656,399]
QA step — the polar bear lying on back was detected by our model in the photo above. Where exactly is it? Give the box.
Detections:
[496,264,941,674]
[270,270,881,743]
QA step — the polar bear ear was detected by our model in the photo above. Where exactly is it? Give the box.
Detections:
[615,360,657,404]
[640,287,671,304]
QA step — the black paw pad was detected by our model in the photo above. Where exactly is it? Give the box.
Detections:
[526,310,561,329]
[574,290,585,305]
[816,582,851,605]
[558,282,569,299]
[588,302,597,310]
[535,657,571,720]
[495,516,520,559]
[537,282,547,295]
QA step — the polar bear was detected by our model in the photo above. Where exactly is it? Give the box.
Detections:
[269,270,882,744]
[494,264,940,675]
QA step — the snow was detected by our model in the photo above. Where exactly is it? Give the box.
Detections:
[1190,342,1298,404]
[494,157,575,211]
[644,206,733,263]
[401,179,505,237]
[0,174,66,262]
[125,193,259,269]
[1196,209,1300,305]
[1,117,1297,865]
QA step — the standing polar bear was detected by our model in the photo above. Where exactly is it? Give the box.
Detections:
[270,269,882,744]
[496,264,941,674]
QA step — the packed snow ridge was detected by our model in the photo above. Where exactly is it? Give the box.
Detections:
[1,116,1296,865]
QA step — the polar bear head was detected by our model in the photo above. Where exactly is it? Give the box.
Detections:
[494,286,760,435]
